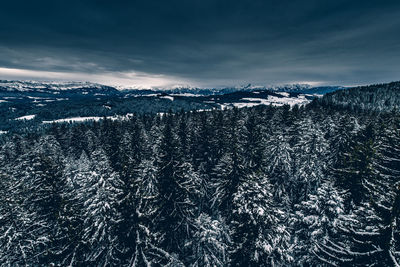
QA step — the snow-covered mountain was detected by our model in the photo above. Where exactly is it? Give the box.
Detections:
[122,83,344,96]
[0,80,119,94]
[0,80,343,95]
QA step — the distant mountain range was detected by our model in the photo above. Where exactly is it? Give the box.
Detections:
[0,80,119,94]
[0,80,344,96]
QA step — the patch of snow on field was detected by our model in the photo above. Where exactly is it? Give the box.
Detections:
[0,130,7,134]
[43,117,103,123]
[170,93,202,97]
[0,100,8,103]
[191,109,214,113]
[160,96,174,101]
[242,98,271,103]
[232,102,263,108]
[26,96,47,100]
[219,104,231,110]
[225,95,311,108]
[15,115,36,120]
[276,92,290,97]
[42,114,135,124]
[266,95,309,106]
[142,94,159,97]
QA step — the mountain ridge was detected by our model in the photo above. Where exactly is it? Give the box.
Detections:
[0,79,344,95]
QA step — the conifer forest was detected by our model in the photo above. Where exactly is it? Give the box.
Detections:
[0,82,400,266]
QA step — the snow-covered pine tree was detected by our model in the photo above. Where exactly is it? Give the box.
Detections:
[263,130,293,204]
[292,180,345,266]
[0,135,70,265]
[155,113,200,259]
[0,150,41,266]
[61,151,93,266]
[210,108,247,217]
[334,123,376,209]
[115,131,140,264]
[79,148,124,266]
[318,119,400,266]
[230,172,293,266]
[243,109,264,172]
[128,158,160,266]
[189,213,231,267]
[326,114,356,167]
[292,116,328,203]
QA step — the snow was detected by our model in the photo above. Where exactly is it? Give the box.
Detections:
[219,104,230,110]
[242,95,310,107]
[223,95,311,109]
[276,92,290,97]
[304,93,323,98]
[170,93,202,97]
[0,100,8,103]
[265,95,310,106]
[216,93,312,109]
[15,115,36,120]
[42,114,135,124]
[0,80,109,92]
[26,96,47,99]
[143,94,159,97]
[160,96,174,101]
[0,130,7,134]
[242,97,271,103]
[195,109,213,112]
[232,102,263,108]
[43,116,104,123]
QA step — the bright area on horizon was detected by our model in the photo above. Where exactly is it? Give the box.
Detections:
[0,1,399,88]
[0,67,325,89]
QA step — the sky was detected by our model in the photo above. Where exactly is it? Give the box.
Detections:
[0,0,399,88]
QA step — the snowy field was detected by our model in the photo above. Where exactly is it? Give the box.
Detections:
[15,114,36,120]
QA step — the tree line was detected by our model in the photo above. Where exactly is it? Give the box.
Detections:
[0,95,399,266]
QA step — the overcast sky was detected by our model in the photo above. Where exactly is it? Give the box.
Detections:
[0,0,399,88]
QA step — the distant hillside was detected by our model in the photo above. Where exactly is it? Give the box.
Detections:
[0,80,119,94]
[0,80,339,134]
[317,81,400,111]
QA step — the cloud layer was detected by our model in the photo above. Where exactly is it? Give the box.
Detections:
[1,0,399,87]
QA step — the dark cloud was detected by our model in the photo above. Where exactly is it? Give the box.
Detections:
[0,0,400,87]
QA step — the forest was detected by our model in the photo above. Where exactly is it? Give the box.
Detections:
[0,84,400,266]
